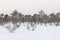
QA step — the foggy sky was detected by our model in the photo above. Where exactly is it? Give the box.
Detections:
[0,0,60,15]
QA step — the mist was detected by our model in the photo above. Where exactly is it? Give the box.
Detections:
[0,0,60,15]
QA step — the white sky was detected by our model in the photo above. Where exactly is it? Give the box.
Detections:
[0,0,60,15]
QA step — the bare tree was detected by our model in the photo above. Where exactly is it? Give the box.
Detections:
[55,12,60,26]
[42,14,50,26]
[10,10,19,24]
[38,10,46,25]
[49,13,56,26]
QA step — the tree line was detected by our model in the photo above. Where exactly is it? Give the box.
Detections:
[0,9,60,32]
[0,9,60,26]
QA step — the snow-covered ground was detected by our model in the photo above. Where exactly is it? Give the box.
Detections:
[0,22,60,40]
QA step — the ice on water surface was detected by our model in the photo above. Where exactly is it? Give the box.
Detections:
[0,22,60,33]
[0,22,60,40]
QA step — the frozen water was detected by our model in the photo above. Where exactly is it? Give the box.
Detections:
[0,22,60,40]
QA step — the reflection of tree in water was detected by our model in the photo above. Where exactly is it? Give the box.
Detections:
[26,22,37,31]
[0,9,60,32]
[5,22,20,33]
